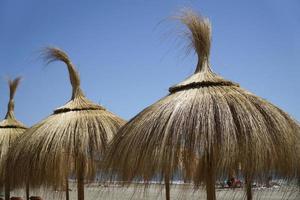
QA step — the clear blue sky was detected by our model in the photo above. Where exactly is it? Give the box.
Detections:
[0,0,299,126]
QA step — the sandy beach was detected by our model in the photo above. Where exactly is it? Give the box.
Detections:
[9,183,300,200]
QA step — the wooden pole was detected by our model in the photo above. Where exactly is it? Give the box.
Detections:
[245,175,252,200]
[4,179,10,200]
[205,153,216,200]
[77,163,84,200]
[26,182,30,200]
[205,171,216,200]
[4,162,10,200]
[164,173,170,200]
[66,177,69,200]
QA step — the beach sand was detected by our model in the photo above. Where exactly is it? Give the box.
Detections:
[10,183,300,200]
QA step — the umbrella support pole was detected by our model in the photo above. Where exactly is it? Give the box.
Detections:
[66,177,69,200]
[26,182,30,200]
[164,174,170,200]
[245,175,252,200]
[77,166,84,200]
[4,163,10,200]
[205,153,216,200]
[205,171,216,200]
[4,180,10,200]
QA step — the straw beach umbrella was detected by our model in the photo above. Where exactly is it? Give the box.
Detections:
[8,47,125,200]
[0,78,27,200]
[104,10,300,200]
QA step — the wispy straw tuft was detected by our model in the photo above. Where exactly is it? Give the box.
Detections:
[43,47,81,98]
[179,9,211,72]
[8,77,21,101]
[5,77,22,119]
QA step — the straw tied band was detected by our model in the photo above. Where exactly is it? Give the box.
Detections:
[169,81,238,93]
[53,106,105,114]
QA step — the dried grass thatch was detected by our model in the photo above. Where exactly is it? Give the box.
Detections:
[103,10,300,200]
[8,47,126,200]
[0,78,27,200]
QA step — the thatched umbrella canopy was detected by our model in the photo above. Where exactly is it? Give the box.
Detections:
[8,47,126,200]
[0,78,27,200]
[103,10,300,200]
